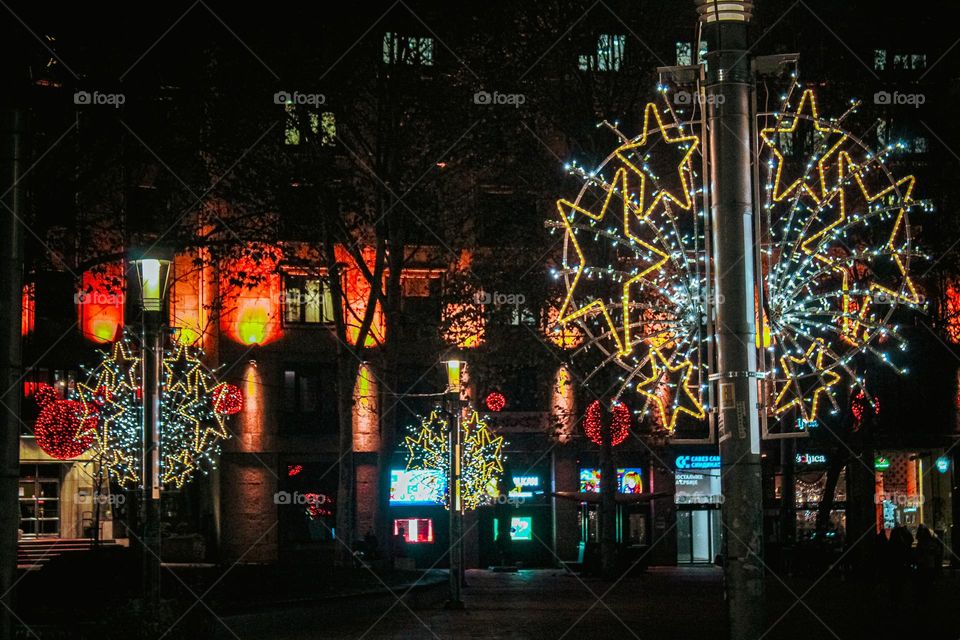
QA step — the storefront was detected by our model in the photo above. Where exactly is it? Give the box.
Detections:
[673,452,722,564]
[389,468,448,567]
[477,469,553,567]
[569,464,653,567]
[875,450,952,547]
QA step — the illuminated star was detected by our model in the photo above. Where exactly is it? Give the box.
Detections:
[615,102,699,216]
[635,347,705,431]
[162,449,196,489]
[556,167,669,355]
[163,342,201,394]
[760,89,847,205]
[774,340,841,421]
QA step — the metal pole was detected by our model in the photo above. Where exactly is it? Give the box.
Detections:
[445,395,464,609]
[141,319,161,611]
[698,1,765,636]
[0,107,25,640]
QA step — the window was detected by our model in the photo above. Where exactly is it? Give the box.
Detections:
[676,42,692,66]
[280,366,337,431]
[778,131,794,156]
[383,32,434,65]
[400,275,441,325]
[910,136,928,153]
[394,518,434,543]
[507,305,537,327]
[579,34,625,71]
[874,49,887,71]
[893,53,926,70]
[284,275,335,324]
[284,105,336,146]
[876,120,888,147]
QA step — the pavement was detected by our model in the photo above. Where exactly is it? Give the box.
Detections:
[207,566,960,639]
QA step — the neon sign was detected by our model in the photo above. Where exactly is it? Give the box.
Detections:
[675,455,720,470]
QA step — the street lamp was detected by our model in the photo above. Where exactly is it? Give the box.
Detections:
[129,247,172,611]
[440,355,466,609]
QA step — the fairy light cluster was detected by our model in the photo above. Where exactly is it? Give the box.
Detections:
[547,99,708,432]
[78,335,238,488]
[759,84,927,427]
[548,81,925,433]
[403,409,505,511]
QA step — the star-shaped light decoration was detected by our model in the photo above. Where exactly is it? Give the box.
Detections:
[402,409,505,511]
[615,103,699,217]
[634,347,705,432]
[773,339,841,422]
[161,449,196,489]
[760,89,847,205]
[556,166,669,356]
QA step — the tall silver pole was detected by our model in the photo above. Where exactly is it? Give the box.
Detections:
[698,1,765,636]
[445,394,464,609]
[141,318,162,611]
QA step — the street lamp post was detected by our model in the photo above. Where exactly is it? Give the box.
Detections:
[442,357,466,610]
[697,1,765,636]
[130,249,172,612]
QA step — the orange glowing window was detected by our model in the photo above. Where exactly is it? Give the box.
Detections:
[21,283,35,337]
[335,246,385,347]
[78,263,125,344]
[544,304,583,349]
[220,246,283,346]
[442,302,485,348]
[944,280,960,344]
[169,251,211,346]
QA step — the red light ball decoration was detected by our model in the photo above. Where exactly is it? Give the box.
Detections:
[583,400,630,447]
[212,382,243,415]
[33,389,96,460]
[33,383,59,408]
[484,391,506,412]
[851,390,879,423]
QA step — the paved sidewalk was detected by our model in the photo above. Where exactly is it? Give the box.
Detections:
[220,565,960,640]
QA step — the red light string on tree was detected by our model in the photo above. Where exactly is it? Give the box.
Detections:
[583,399,631,447]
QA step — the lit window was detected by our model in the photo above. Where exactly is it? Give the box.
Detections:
[383,32,434,65]
[580,34,625,71]
[911,53,927,69]
[778,131,794,156]
[597,34,625,71]
[508,305,537,327]
[284,275,335,324]
[874,49,887,71]
[394,518,434,543]
[893,53,926,70]
[676,42,692,66]
[698,39,708,64]
[912,137,928,153]
[285,105,336,147]
[877,120,887,147]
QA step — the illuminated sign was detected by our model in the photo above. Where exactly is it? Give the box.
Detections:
[579,468,644,494]
[874,456,891,471]
[796,418,819,430]
[493,516,532,541]
[795,453,826,465]
[509,475,542,498]
[394,518,434,543]
[675,455,720,470]
[390,469,445,505]
[936,456,950,474]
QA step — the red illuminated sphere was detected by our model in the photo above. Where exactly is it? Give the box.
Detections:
[583,400,631,447]
[34,399,97,460]
[212,383,243,415]
[484,391,506,412]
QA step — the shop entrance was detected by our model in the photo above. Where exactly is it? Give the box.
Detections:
[19,464,61,538]
[676,508,720,564]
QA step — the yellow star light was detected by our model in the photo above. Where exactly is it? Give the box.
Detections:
[162,449,196,489]
[615,102,699,217]
[760,89,847,205]
[635,347,705,431]
[556,167,669,356]
[773,340,841,421]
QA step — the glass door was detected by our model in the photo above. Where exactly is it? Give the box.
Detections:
[677,508,721,564]
[19,465,61,538]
